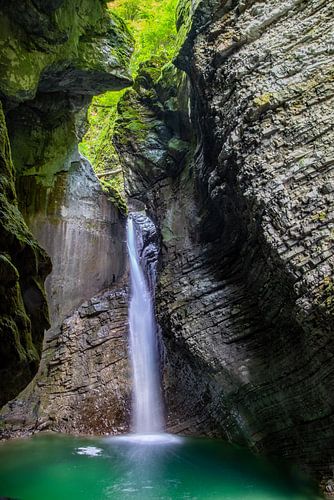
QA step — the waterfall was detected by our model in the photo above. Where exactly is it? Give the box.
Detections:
[127,214,164,434]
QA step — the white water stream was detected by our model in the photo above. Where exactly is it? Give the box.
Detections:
[127,215,164,434]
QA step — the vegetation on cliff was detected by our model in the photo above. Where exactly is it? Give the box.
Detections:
[0,0,133,101]
[79,0,178,210]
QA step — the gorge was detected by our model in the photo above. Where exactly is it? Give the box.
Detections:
[0,0,333,498]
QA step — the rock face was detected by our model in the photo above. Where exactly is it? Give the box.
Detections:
[1,285,130,436]
[0,102,51,407]
[114,60,191,200]
[0,0,133,101]
[0,0,133,405]
[19,154,126,325]
[1,0,333,488]
[0,212,163,437]
[115,0,334,482]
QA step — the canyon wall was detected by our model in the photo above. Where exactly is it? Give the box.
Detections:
[0,102,51,407]
[1,285,130,437]
[0,0,133,408]
[1,0,333,488]
[114,0,334,482]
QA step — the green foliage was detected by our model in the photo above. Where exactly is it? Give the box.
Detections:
[79,90,126,173]
[109,0,178,72]
[79,0,178,209]
[115,88,153,143]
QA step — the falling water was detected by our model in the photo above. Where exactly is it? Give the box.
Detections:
[127,214,164,434]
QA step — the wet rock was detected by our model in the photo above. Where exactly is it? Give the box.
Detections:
[114,61,191,201]
[17,154,126,325]
[0,0,133,101]
[0,0,133,405]
[326,479,334,493]
[0,102,51,407]
[117,0,334,485]
[0,286,130,437]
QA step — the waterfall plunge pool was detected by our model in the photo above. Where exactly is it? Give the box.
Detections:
[0,433,320,499]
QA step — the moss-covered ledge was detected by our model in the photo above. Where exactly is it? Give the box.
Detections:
[0,0,133,101]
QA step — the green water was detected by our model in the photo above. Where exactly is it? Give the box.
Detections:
[0,433,319,500]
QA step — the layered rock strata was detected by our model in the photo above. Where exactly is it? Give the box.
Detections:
[114,0,334,482]
[0,211,163,437]
[1,285,130,436]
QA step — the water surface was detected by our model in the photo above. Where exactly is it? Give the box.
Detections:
[0,433,319,499]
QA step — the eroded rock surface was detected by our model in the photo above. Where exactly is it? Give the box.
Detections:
[115,0,334,482]
[0,102,51,407]
[19,154,126,325]
[1,286,130,437]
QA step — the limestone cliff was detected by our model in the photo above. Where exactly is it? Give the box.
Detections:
[0,0,133,406]
[114,0,334,483]
[18,155,126,325]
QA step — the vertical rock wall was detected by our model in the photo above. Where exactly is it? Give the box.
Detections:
[0,103,51,407]
[0,0,133,407]
[114,0,334,483]
[18,155,126,325]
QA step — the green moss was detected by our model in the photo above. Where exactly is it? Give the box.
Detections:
[10,109,77,186]
[100,176,128,214]
[79,0,179,201]
[315,276,334,315]
[0,102,51,406]
[114,88,154,148]
[312,211,327,222]
[0,14,52,100]
[253,93,274,107]
[175,0,202,48]
[161,224,175,243]
[80,89,127,172]
[0,1,133,100]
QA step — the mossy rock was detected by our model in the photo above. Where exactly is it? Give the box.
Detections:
[315,276,334,316]
[0,0,134,101]
[100,176,128,215]
[0,102,51,407]
[113,59,192,199]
